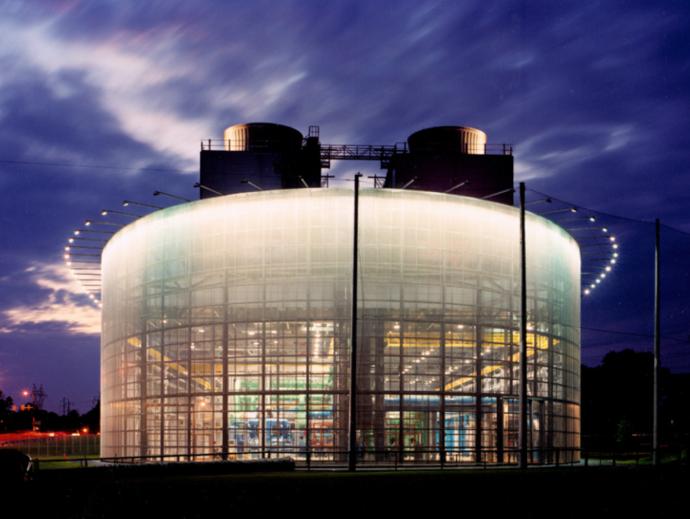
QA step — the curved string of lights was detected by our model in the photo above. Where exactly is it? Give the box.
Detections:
[525,188,620,298]
[63,186,620,307]
[64,223,108,308]
[63,192,194,308]
[63,206,151,308]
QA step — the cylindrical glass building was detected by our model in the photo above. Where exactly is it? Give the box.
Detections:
[101,188,580,464]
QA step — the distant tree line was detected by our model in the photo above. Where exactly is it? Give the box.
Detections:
[0,391,99,434]
[582,349,690,452]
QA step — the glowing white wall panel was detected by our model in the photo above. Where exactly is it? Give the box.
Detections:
[101,189,580,464]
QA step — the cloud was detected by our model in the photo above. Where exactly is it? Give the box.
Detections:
[2,0,688,205]
[0,54,197,286]
[0,0,689,407]
[1,262,100,336]
[0,16,208,166]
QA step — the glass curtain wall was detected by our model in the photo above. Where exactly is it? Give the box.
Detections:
[101,189,580,464]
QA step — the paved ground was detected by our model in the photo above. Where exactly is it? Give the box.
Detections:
[13,464,690,518]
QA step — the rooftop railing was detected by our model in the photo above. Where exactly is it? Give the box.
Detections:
[200,139,514,158]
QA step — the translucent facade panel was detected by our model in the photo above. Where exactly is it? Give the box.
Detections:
[101,188,580,464]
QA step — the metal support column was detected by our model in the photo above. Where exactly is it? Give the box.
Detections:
[440,318,446,467]
[496,396,504,463]
[653,218,661,466]
[305,319,311,468]
[519,182,528,469]
[158,284,165,461]
[221,271,229,460]
[139,284,148,459]
[475,291,483,464]
[348,173,362,471]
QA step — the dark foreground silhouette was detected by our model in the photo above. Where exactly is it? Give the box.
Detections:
[8,464,690,519]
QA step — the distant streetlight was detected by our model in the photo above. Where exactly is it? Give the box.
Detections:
[483,188,516,200]
[541,207,578,216]
[193,182,224,196]
[74,228,115,235]
[122,199,162,209]
[85,219,122,227]
[101,209,140,218]
[401,176,417,189]
[153,190,191,202]
[526,197,552,206]
[241,179,263,191]
[68,236,107,243]
[444,180,469,194]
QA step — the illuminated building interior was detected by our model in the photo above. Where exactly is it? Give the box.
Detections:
[101,188,581,464]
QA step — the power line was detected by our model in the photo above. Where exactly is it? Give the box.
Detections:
[0,159,186,175]
[659,222,690,238]
[580,325,689,345]
[527,187,690,237]
[526,187,653,224]
[552,320,689,345]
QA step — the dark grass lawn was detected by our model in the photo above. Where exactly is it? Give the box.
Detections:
[10,464,689,519]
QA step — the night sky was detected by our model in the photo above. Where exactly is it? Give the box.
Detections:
[1,0,689,412]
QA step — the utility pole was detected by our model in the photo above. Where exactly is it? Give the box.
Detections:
[367,174,386,188]
[31,384,46,410]
[348,173,362,471]
[653,218,661,466]
[519,182,528,469]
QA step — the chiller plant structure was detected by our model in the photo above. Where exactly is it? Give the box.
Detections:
[100,123,580,465]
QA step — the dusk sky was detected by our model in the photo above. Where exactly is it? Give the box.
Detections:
[1,0,689,412]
